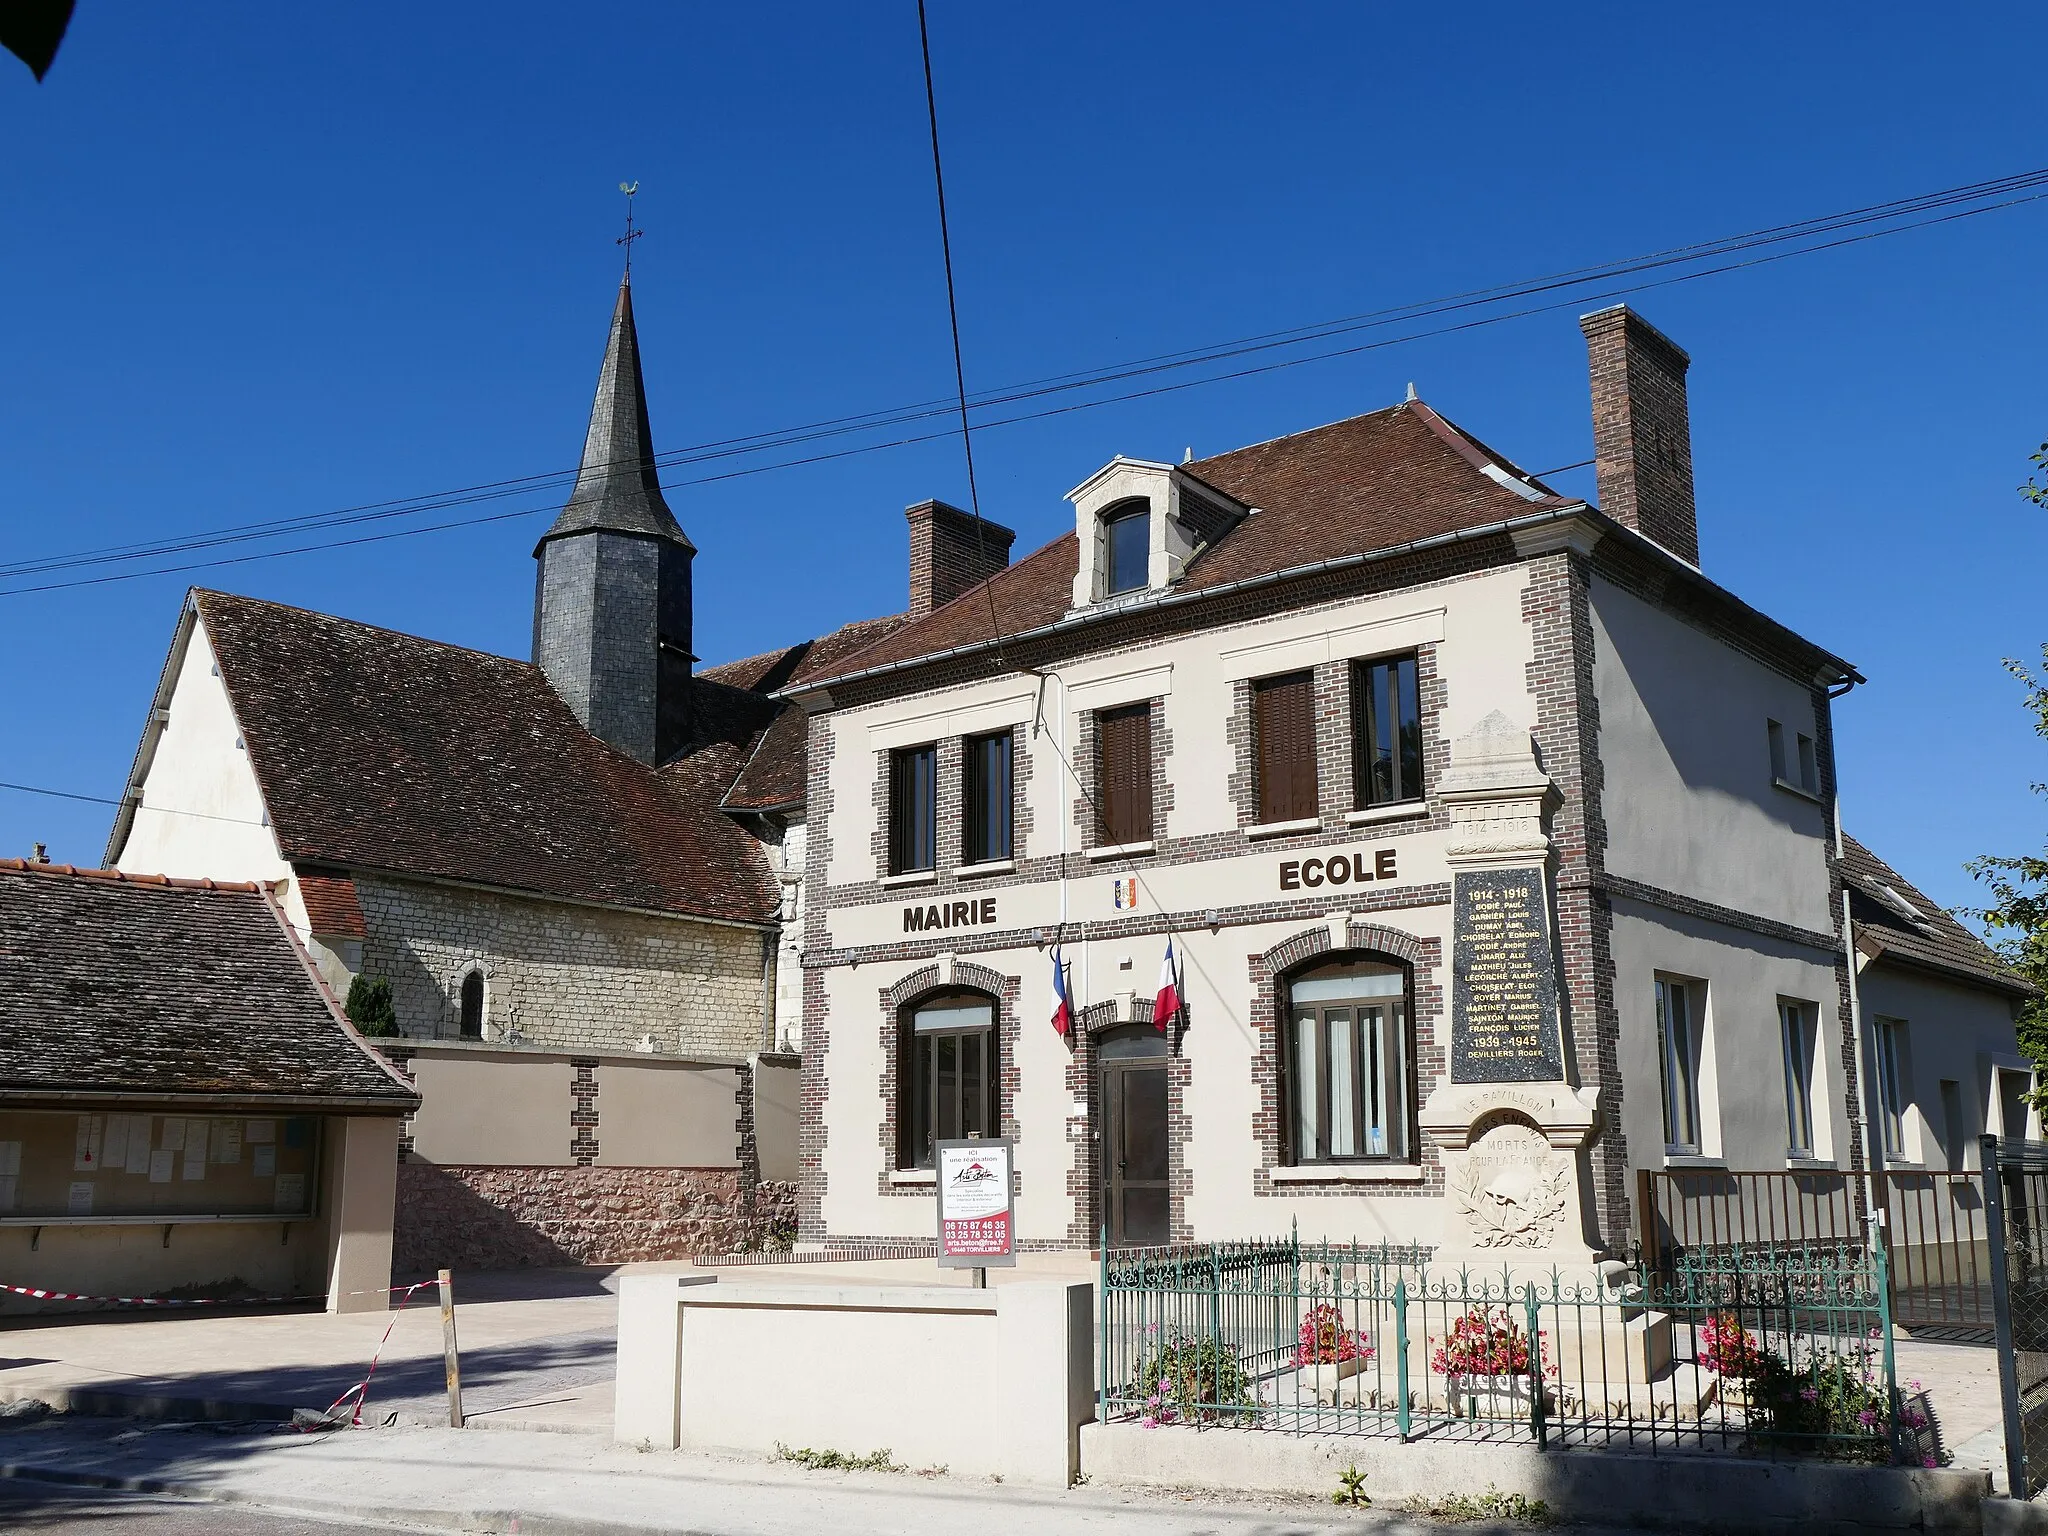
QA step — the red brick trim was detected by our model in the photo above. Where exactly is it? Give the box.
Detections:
[1247,920,1444,1201]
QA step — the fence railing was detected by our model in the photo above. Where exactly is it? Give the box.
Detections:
[1639,1167,1994,1333]
[1101,1234,1904,1459]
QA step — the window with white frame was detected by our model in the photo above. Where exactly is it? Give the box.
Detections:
[1778,999,1817,1159]
[1284,958,1412,1164]
[1998,1067,2035,1144]
[1874,1017,1909,1160]
[1655,976,1704,1156]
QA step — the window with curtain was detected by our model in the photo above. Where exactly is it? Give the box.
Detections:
[962,731,1013,865]
[888,744,937,874]
[899,991,998,1169]
[1284,958,1410,1164]
[1352,654,1422,807]
[458,971,484,1040]
[1656,976,1704,1155]
[1875,1017,1909,1159]
[1778,999,1815,1158]
[1254,671,1318,824]
[1095,703,1153,846]
[1103,502,1149,595]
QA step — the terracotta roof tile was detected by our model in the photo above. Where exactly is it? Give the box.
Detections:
[814,402,1551,679]
[192,591,778,926]
[1842,834,2036,998]
[0,865,417,1105]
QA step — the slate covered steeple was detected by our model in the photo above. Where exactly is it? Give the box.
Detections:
[533,275,697,765]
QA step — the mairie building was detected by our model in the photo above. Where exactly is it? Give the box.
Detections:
[780,306,2036,1257]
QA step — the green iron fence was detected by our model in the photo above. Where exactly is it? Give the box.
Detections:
[1101,1230,1905,1459]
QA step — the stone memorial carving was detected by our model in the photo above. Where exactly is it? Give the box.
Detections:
[1419,712,1602,1272]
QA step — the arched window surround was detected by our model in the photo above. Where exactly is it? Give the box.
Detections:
[1248,920,1444,1195]
[876,961,1019,1190]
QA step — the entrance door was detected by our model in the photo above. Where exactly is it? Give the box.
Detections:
[1100,1027,1170,1247]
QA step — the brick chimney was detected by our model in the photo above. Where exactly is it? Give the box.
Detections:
[906,499,1015,619]
[1579,305,1699,567]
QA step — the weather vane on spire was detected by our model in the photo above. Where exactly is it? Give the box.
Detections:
[617,181,643,277]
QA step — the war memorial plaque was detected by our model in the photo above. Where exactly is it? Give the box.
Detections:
[1450,868,1564,1082]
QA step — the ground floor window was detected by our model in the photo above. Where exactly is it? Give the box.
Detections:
[1284,958,1410,1163]
[1875,1016,1909,1160]
[1778,998,1816,1159]
[1656,975,1704,1156]
[898,990,997,1169]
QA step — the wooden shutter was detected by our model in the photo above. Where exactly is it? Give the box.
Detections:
[1096,704,1153,846]
[1255,672,1318,823]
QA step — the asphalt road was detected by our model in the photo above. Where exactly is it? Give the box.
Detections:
[0,1478,414,1534]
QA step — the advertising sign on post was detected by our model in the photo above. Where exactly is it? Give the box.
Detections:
[935,1138,1016,1270]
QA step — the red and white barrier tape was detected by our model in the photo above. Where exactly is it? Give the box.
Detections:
[0,1279,431,1309]
[318,1282,434,1427]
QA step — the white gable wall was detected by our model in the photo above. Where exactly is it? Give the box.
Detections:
[114,618,290,890]
[1590,576,1834,933]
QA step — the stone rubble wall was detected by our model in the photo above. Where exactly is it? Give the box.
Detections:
[393,1163,793,1270]
[356,875,767,1057]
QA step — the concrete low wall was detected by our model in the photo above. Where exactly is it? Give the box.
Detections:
[615,1276,1092,1485]
[1083,1422,1992,1535]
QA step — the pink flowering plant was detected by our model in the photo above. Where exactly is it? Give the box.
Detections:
[1698,1312,1771,1380]
[1429,1308,1538,1378]
[1295,1303,1376,1368]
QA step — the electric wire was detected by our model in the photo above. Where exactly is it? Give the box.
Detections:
[4,167,2046,597]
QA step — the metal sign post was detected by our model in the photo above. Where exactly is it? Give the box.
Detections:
[935,1138,1016,1285]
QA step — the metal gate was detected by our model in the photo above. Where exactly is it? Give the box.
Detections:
[1639,1165,1997,1333]
[1986,1134,2048,1497]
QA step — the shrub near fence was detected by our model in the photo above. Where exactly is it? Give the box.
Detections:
[1100,1233,1914,1461]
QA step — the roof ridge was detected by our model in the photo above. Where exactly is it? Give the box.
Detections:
[196,589,539,671]
[0,857,263,893]
[1186,401,1408,469]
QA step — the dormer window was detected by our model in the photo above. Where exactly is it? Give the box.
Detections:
[1067,457,1248,611]
[1103,501,1150,596]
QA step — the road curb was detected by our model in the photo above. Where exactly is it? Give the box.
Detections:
[0,1457,756,1536]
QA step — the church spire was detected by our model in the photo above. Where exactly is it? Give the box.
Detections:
[535,274,694,553]
[532,253,697,767]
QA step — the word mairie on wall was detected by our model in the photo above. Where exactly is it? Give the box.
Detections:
[1450,868,1565,1082]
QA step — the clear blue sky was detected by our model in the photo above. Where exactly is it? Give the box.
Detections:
[2,2,2042,916]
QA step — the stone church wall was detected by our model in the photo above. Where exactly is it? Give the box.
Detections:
[356,875,767,1057]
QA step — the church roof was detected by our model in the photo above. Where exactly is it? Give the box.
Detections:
[700,613,913,814]
[1842,834,2037,999]
[535,276,694,553]
[0,860,417,1110]
[182,590,778,926]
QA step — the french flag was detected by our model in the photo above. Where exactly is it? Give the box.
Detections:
[1154,937,1183,1034]
[1050,945,1074,1037]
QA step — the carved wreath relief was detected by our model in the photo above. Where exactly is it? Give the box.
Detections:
[1447,1118,1571,1249]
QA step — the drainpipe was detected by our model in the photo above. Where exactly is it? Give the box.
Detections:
[1031,669,1075,989]
[1831,714,1887,1240]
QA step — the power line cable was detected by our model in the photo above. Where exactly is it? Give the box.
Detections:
[5,173,2046,597]
[914,0,1008,669]
[9,166,2044,585]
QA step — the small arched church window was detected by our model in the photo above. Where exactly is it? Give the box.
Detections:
[1103,501,1149,596]
[459,970,485,1040]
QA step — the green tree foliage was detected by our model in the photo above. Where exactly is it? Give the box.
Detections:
[1965,613,2048,1079]
[343,974,401,1038]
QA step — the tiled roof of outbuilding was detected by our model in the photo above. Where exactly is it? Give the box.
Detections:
[189,591,779,926]
[1842,834,2037,999]
[0,861,417,1107]
[809,401,1562,680]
